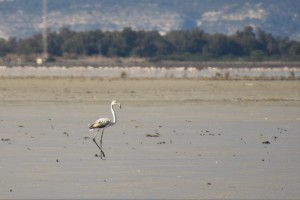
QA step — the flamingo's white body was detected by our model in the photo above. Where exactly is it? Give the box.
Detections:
[89,100,121,159]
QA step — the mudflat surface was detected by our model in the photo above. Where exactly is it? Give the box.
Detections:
[0,78,300,199]
[0,78,299,105]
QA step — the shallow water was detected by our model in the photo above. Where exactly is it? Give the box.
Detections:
[0,103,299,198]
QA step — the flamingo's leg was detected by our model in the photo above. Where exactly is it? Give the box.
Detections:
[93,129,105,159]
[100,129,105,158]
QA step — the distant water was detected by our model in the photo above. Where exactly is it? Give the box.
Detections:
[0,66,299,79]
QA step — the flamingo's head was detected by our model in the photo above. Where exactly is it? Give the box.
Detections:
[111,100,121,109]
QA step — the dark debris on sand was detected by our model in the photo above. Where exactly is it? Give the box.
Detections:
[262,141,271,144]
[145,133,160,137]
[63,132,69,137]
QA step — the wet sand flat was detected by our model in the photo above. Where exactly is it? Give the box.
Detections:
[0,78,299,105]
[0,78,300,199]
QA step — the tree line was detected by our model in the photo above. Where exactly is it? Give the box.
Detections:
[1,26,300,62]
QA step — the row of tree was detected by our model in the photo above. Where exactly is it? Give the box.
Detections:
[1,26,300,61]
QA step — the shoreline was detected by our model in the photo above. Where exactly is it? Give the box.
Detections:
[1,66,299,79]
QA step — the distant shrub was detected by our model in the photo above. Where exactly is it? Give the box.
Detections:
[120,71,127,78]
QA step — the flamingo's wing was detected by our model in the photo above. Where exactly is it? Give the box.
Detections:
[89,118,111,129]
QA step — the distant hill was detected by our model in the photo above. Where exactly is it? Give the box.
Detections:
[0,0,300,40]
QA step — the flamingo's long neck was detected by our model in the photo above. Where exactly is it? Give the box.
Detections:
[111,104,117,124]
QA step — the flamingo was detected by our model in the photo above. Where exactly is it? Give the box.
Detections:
[89,100,121,159]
